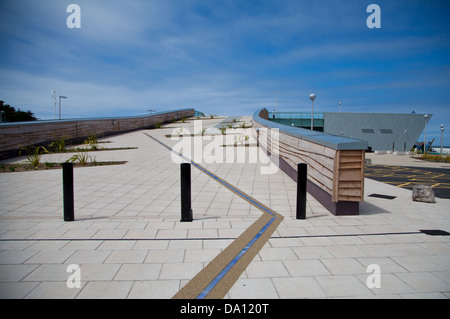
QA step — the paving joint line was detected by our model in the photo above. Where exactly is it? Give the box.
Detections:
[0,231,429,242]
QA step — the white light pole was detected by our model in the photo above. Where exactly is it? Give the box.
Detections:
[51,90,57,119]
[309,93,316,131]
[339,101,342,112]
[424,114,429,154]
[441,124,445,156]
[274,91,280,112]
[59,96,67,120]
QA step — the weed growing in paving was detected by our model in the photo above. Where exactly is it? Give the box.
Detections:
[219,126,227,135]
[48,135,70,152]
[19,146,49,169]
[66,150,93,165]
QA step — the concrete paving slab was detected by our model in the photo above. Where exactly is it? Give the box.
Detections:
[0,118,449,299]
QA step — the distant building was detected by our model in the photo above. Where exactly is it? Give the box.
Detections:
[270,112,432,152]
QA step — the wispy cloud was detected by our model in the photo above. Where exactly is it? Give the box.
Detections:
[0,0,449,142]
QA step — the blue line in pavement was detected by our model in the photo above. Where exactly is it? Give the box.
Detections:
[196,216,275,299]
[144,133,279,299]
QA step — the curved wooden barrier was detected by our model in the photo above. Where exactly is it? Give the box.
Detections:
[253,108,368,215]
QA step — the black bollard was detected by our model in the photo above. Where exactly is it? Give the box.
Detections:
[180,163,193,222]
[256,128,260,147]
[296,163,307,220]
[62,162,75,222]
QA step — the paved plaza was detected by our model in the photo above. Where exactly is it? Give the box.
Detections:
[0,117,449,299]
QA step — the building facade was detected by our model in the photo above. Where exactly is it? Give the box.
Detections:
[270,112,431,152]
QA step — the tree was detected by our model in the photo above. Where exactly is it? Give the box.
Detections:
[0,100,38,122]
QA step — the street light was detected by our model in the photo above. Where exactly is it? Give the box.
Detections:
[59,96,67,120]
[273,91,280,112]
[424,114,429,154]
[309,93,316,131]
[441,124,445,156]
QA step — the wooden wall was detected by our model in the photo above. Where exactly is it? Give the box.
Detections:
[0,109,194,154]
[333,150,365,203]
[253,111,366,215]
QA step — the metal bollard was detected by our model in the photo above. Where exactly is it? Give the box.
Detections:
[296,163,307,220]
[62,162,75,222]
[180,163,193,222]
[256,128,260,147]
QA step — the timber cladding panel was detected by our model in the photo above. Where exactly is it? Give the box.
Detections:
[255,123,335,196]
[0,109,194,154]
[253,108,367,215]
[333,150,365,202]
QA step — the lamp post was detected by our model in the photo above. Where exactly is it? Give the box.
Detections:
[423,114,429,154]
[309,93,316,131]
[441,124,445,156]
[59,96,67,120]
[51,90,57,119]
[273,91,280,112]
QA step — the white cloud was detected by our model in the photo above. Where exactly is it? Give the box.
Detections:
[0,0,449,146]
[0,67,273,119]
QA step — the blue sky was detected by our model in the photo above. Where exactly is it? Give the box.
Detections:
[0,0,449,145]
